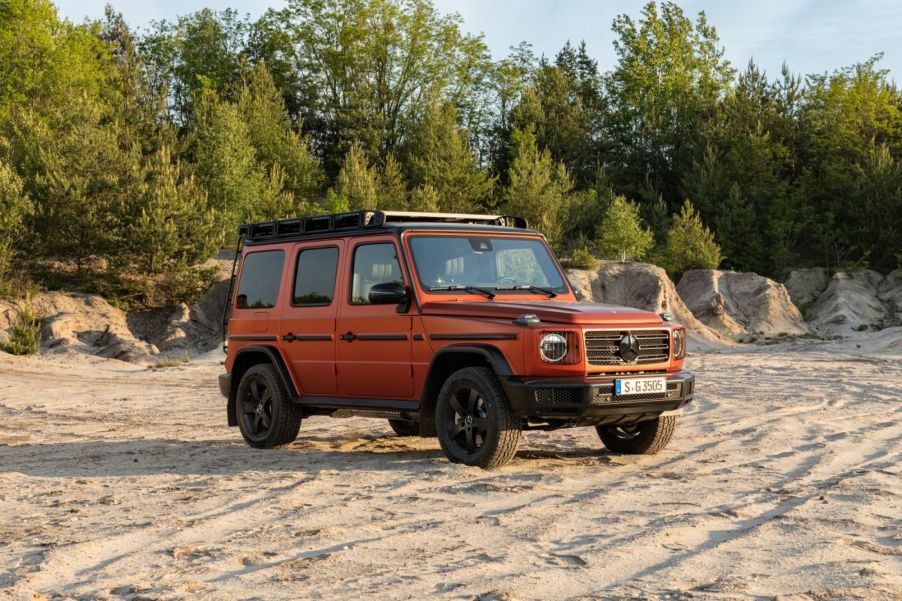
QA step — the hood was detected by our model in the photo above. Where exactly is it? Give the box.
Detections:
[420,299,664,326]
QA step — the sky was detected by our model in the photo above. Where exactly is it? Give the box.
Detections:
[54,0,901,81]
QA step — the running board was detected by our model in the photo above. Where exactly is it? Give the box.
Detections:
[330,409,417,420]
[293,395,419,413]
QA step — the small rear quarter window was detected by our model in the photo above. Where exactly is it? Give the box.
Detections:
[236,250,285,309]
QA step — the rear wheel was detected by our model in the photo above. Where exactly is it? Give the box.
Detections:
[596,415,676,455]
[436,367,521,469]
[387,418,419,437]
[236,364,301,448]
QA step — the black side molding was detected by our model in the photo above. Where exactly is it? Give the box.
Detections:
[229,334,278,341]
[430,333,518,341]
[356,333,409,341]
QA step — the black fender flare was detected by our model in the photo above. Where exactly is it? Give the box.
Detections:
[227,345,297,425]
[417,344,514,436]
[425,344,514,381]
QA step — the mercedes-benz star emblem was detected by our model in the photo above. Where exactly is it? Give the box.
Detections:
[618,333,640,363]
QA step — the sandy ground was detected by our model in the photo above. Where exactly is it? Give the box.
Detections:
[1,343,900,600]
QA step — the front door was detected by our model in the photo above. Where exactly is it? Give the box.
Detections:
[279,242,343,396]
[336,238,413,398]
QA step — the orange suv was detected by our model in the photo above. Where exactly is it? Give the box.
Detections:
[219,211,694,468]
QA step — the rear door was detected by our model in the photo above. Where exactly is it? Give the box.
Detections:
[279,241,344,396]
[336,237,413,398]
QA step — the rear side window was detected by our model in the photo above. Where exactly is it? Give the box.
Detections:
[236,250,285,309]
[293,247,339,305]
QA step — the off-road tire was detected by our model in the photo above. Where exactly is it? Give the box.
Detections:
[236,363,301,449]
[596,415,676,455]
[388,418,419,437]
[435,367,521,469]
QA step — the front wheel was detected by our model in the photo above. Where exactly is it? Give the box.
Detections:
[596,415,676,455]
[435,367,521,469]
[235,363,301,448]
[387,418,419,437]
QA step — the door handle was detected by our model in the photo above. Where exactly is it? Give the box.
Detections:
[281,333,297,342]
[339,332,357,342]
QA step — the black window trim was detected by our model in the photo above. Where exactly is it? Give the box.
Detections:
[290,244,341,308]
[235,249,286,311]
[348,239,407,306]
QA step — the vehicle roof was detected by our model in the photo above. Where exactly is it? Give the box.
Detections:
[242,221,542,246]
[238,210,540,246]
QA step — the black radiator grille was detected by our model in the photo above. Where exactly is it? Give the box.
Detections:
[584,330,670,366]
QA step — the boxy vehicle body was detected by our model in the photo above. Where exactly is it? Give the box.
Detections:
[219,211,694,468]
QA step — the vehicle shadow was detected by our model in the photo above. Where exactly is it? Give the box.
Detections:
[0,436,615,478]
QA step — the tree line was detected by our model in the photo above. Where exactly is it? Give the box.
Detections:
[0,0,900,306]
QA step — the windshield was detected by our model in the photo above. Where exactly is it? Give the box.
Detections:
[408,235,567,294]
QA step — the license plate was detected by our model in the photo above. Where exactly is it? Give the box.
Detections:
[615,377,666,396]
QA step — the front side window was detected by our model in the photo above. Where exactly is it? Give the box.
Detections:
[409,236,566,293]
[293,247,339,305]
[350,243,404,304]
[236,250,285,309]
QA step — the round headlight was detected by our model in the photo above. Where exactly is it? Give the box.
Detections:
[672,329,685,359]
[539,333,568,363]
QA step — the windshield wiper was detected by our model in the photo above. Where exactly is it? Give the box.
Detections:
[428,284,495,299]
[494,285,558,298]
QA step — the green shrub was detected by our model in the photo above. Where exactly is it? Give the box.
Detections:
[2,294,42,355]
[659,199,722,275]
[596,195,655,261]
[563,241,599,270]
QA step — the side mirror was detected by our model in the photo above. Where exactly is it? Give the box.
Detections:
[368,281,409,306]
[568,280,587,302]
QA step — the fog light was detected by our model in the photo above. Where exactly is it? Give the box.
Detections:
[539,333,568,363]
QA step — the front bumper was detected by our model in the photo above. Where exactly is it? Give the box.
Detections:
[501,371,695,426]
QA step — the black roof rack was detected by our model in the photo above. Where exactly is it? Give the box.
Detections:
[238,210,528,242]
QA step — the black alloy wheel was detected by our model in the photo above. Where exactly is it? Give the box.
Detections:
[447,388,489,454]
[235,363,302,448]
[596,415,676,455]
[436,367,521,468]
[388,418,420,437]
[240,375,274,439]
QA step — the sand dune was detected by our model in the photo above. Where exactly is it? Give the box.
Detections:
[1,343,900,600]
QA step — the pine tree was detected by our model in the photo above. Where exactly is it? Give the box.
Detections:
[194,91,265,235]
[409,184,440,212]
[113,147,219,301]
[596,195,654,262]
[237,62,322,202]
[35,98,138,278]
[0,157,31,283]
[503,127,573,248]
[406,102,494,213]
[100,6,172,153]
[661,199,722,274]
[255,163,297,222]
[377,153,408,210]
[333,143,378,210]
